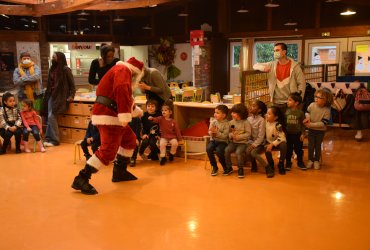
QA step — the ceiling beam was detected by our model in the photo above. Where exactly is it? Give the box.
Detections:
[86,0,177,10]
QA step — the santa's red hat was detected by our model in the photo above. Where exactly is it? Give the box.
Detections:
[127,57,144,71]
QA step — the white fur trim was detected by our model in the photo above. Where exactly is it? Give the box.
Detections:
[92,115,124,126]
[117,146,134,158]
[118,113,132,123]
[87,154,104,170]
[116,61,144,84]
[132,105,143,117]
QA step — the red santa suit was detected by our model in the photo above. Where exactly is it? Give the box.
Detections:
[86,59,144,170]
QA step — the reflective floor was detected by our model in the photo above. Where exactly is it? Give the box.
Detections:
[0,128,369,250]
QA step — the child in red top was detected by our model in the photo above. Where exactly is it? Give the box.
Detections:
[20,99,45,153]
[149,100,183,166]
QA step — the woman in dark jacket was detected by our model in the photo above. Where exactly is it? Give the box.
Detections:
[88,44,119,86]
[42,51,76,146]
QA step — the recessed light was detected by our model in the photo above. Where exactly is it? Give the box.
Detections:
[340,9,356,15]
[237,9,249,13]
[265,0,279,8]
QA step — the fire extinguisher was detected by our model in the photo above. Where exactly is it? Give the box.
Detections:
[76,58,81,69]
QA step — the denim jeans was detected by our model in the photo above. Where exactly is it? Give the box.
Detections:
[23,125,41,141]
[308,129,325,162]
[45,97,59,145]
[225,142,247,168]
[206,140,227,169]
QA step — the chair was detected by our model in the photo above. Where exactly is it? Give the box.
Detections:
[28,115,43,152]
[182,89,195,102]
[169,82,179,88]
[210,93,221,103]
[182,136,209,167]
[171,89,182,102]
[194,88,203,102]
[74,139,83,164]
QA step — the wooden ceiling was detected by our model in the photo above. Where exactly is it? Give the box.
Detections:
[0,0,179,16]
[1,0,370,17]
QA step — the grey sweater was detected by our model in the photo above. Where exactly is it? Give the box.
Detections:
[247,114,266,147]
[305,103,331,131]
[228,119,252,144]
[209,119,229,142]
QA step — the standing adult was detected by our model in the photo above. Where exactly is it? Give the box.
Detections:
[71,57,144,195]
[253,42,305,115]
[42,52,76,147]
[138,66,172,107]
[88,44,119,86]
[13,52,42,101]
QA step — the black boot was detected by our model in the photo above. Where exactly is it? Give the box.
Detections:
[169,153,174,162]
[71,164,98,195]
[0,139,10,155]
[160,157,167,166]
[251,159,258,172]
[278,161,286,175]
[112,155,138,182]
[265,164,275,178]
[84,154,92,161]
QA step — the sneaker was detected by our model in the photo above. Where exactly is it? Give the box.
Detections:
[238,168,244,178]
[355,130,363,141]
[297,162,307,170]
[43,142,55,147]
[40,147,46,153]
[306,160,313,169]
[169,153,174,162]
[278,162,285,175]
[222,167,233,176]
[130,159,136,167]
[285,162,292,171]
[160,157,167,166]
[211,166,218,176]
[251,160,258,172]
[15,148,22,154]
[313,161,321,170]
[25,149,31,153]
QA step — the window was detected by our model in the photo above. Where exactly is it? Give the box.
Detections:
[253,40,302,64]
[232,44,241,67]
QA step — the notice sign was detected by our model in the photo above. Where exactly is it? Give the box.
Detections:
[68,42,95,50]
[190,30,204,47]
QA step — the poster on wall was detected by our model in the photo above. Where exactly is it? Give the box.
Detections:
[0,52,15,71]
[16,42,41,66]
[341,51,355,76]
[355,45,370,74]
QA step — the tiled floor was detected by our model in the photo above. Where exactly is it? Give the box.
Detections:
[0,128,369,250]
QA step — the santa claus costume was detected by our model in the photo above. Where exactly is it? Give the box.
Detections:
[72,57,144,195]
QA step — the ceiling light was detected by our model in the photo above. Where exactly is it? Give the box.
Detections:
[325,0,341,2]
[77,10,90,16]
[142,25,152,30]
[237,8,248,13]
[1,14,10,18]
[149,4,157,7]
[31,19,37,23]
[265,0,279,8]
[284,20,297,26]
[113,16,125,22]
[340,9,356,15]
[4,26,11,29]
[178,12,189,17]
[77,17,88,21]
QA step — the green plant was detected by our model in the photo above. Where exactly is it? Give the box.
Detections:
[151,37,181,80]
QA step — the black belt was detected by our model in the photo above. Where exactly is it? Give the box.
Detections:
[95,96,117,113]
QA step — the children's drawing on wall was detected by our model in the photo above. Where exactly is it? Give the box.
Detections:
[356,56,364,71]
[355,44,370,74]
[313,52,321,65]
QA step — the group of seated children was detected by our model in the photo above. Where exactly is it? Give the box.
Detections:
[129,99,183,166]
[207,89,332,179]
[0,92,45,154]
